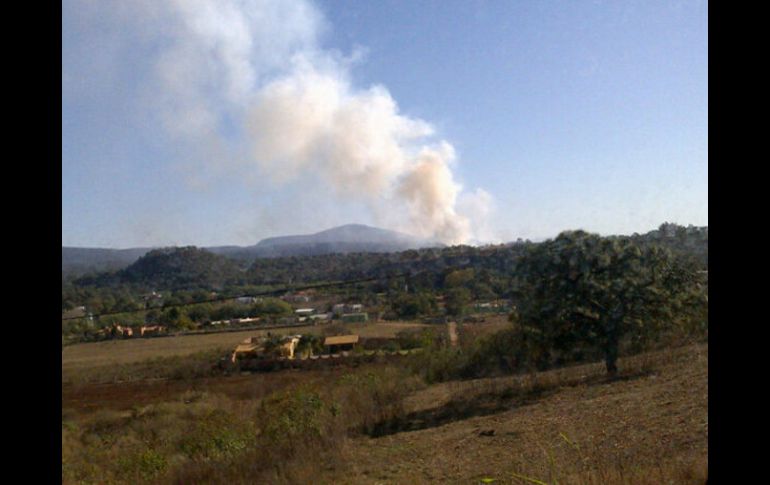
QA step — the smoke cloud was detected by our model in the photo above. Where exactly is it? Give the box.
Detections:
[74,0,492,244]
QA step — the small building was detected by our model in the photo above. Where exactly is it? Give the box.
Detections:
[310,312,332,322]
[334,303,364,315]
[278,335,302,359]
[472,302,496,314]
[472,300,512,314]
[323,334,359,353]
[237,317,261,325]
[341,312,368,324]
[295,308,315,317]
[63,306,94,322]
[231,337,264,363]
[231,335,303,362]
[62,306,87,320]
[284,292,313,303]
[279,316,299,325]
[112,324,133,337]
[140,325,166,337]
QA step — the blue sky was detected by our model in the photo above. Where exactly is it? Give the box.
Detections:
[62,0,707,248]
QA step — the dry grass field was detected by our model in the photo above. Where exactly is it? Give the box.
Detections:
[63,334,706,484]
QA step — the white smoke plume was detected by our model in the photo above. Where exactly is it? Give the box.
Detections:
[71,0,492,244]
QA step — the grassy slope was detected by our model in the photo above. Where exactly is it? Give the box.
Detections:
[325,343,708,484]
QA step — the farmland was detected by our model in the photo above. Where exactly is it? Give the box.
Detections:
[62,321,433,376]
[62,335,707,484]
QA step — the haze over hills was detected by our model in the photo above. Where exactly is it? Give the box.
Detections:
[62,224,440,276]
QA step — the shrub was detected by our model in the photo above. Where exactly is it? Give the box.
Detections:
[255,385,339,471]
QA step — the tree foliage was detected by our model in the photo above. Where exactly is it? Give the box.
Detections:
[391,292,436,319]
[512,230,706,374]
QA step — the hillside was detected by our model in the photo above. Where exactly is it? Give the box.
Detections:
[324,343,708,484]
[75,247,244,291]
[65,224,707,317]
[62,247,154,277]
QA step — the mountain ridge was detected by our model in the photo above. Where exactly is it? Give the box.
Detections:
[63,224,439,276]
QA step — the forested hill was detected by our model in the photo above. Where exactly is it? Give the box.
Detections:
[74,247,244,291]
[68,224,707,295]
[244,224,707,286]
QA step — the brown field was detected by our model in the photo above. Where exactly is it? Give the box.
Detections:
[63,338,706,484]
[62,321,433,372]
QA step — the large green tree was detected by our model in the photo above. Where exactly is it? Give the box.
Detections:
[391,292,436,319]
[512,231,705,374]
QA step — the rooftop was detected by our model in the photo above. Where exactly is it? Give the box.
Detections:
[324,335,360,346]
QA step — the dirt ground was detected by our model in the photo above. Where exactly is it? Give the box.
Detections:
[62,366,356,415]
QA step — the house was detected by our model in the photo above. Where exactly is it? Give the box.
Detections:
[472,300,512,314]
[323,334,359,353]
[341,312,368,323]
[236,296,257,305]
[284,292,313,303]
[62,306,93,322]
[332,303,364,316]
[310,312,332,322]
[279,316,299,325]
[230,334,303,363]
[62,306,87,320]
[112,324,133,337]
[140,325,166,337]
[237,317,261,325]
[278,335,302,359]
[295,308,315,317]
[231,337,264,363]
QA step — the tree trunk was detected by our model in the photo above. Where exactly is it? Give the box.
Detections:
[605,347,618,376]
[604,320,620,376]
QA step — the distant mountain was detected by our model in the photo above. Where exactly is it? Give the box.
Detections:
[250,224,437,257]
[62,224,440,276]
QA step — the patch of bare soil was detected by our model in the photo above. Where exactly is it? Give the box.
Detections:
[324,344,708,484]
[62,367,351,414]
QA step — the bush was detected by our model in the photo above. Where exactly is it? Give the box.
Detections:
[258,387,331,456]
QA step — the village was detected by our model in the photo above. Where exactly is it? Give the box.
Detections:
[62,289,514,377]
[62,289,512,345]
